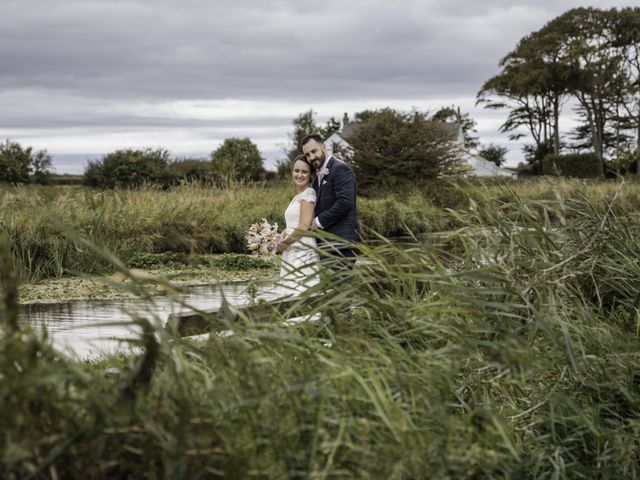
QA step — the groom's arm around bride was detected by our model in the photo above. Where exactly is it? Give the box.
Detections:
[301,133,360,266]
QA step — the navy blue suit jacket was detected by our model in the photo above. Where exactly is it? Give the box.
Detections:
[313,156,359,244]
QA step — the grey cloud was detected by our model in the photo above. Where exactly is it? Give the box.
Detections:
[0,112,293,130]
[1,0,636,172]
[0,0,540,101]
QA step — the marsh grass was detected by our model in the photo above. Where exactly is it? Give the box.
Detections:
[2,179,640,478]
[1,182,440,282]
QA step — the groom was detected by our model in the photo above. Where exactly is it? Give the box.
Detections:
[301,133,359,267]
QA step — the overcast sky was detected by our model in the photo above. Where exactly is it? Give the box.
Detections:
[0,0,633,173]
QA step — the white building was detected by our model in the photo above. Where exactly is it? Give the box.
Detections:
[325,113,355,159]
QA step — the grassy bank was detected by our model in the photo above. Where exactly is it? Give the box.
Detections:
[1,182,443,282]
[2,181,640,478]
[18,252,278,304]
[5,177,640,283]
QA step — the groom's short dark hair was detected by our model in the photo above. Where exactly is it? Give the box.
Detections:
[300,133,324,149]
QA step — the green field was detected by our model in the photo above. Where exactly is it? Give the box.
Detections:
[2,178,640,478]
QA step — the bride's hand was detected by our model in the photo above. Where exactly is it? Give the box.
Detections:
[277,236,288,253]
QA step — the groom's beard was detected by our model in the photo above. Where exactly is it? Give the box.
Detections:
[312,152,326,169]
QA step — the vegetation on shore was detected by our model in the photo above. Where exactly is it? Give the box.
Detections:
[2,178,640,478]
[18,253,277,304]
[4,177,640,285]
[1,181,443,283]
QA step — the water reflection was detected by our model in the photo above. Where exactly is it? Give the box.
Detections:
[18,281,278,359]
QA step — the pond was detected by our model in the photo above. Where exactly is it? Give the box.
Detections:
[14,236,440,359]
[18,280,281,359]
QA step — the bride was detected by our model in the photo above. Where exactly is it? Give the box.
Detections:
[276,154,320,294]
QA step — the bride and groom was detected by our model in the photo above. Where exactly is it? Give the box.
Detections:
[276,133,359,293]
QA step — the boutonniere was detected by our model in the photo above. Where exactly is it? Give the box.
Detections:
[319,167,330,176]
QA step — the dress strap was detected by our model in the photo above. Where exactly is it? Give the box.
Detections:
[299,187,317,203]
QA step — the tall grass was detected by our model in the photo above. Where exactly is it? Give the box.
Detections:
[2,180,640,478]
[1,182,441,282]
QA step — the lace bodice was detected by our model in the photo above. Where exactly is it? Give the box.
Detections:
[284,187,316,230]
[283,187,316,247]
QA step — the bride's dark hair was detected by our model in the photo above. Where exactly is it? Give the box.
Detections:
[291,154,316,175]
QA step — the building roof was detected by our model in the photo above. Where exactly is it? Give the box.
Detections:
[466,154,514,177]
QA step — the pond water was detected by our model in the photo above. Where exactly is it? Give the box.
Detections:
[18,281,281,359]
[14,237,440,359]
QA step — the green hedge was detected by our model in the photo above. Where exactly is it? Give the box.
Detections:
[543,153,602,178]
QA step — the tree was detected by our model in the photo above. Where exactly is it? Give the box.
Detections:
[0,140,31,183]
[552,8,627,174]
[286,110,341,161]
[346,108,466,190]
[0,140,53,184]
[274,159,291,180]
[166,158,216,185]
[431,106,480,150]
[30,150,53,184]
[540,7,640,173]
[477,27,576,167]
[84,148,170,188]
[480,7,640,176]
[611,8,640,171]
[322,117,341,140]
[211,138,265,182]
[478,144,508,167]
[523,141,554,174]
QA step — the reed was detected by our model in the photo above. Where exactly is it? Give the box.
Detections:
[2,180,640,478]
[1,182,438,282]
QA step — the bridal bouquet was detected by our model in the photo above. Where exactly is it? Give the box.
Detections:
[246,218,281,256]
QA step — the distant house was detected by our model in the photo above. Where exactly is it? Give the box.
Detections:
[465,153,514,177]
[325,113,355,159]
[325,113,514,178]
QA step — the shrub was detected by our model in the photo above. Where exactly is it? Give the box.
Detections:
[346,108,467,192]
[167,158,217,185]
[0,140,53,184]
[127,252,272,271]
[478,143,508,167]
[543,152,602,178]
[211,138,266,183]
[128,252,189,269]
[202,253,273,271]
[610,147,640,175]
[84,148,171,188]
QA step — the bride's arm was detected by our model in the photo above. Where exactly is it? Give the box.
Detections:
[278,200,315,251]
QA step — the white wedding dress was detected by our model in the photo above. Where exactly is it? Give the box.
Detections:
[279,187,320,294]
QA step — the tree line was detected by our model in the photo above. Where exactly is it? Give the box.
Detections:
[0,138,268,188]
[478,7,640,175]
[83,138,267,188]
[1,106,479,190]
